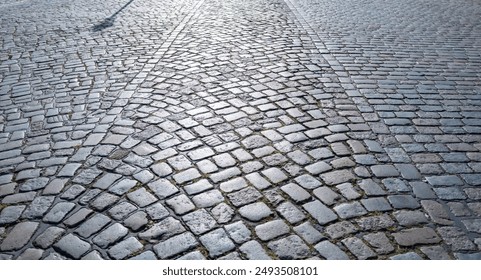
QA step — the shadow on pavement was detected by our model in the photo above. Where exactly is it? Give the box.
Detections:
[92,0,135,32]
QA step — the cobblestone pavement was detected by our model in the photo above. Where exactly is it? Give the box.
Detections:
[0,0,480,260]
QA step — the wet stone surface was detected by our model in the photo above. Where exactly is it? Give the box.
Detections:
[0,0,480,259]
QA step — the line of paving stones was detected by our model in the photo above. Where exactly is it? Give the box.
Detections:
[1,0,480,260]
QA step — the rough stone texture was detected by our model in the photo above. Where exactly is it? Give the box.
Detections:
[0,222,39,251]
[182,209,217,235]
[0,0,480,260]
[225,221,251,244]
[315,241,350,260]
[108,237,143,260]
[154,232,198,259]
[54,233,91,259]
[255,220,290,241]
[75,214,111,238]
[240,240,272,260]
[267,235,310,260]
[325,221,358,239]
[342,237,376,260]
[303,200,338,225]
[199,229,236,257]
[294,222,324,245]
[34,227,66,249]
[239,202,272,222]
[393,227,442,246]
[138,217,185,242]
[363,233,395,255]
[92,223,129,248]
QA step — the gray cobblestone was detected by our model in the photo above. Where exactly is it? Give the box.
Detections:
[220,177,247,193]
[255,219,290,241]
[239,202,272,222]
[124,212,148,231]
[108,237,143,260]
[268,235,310,260]
[148,179,179,199]
[293,222,323,245]
[334,202,367,219]
[211,203,235,224]
[325,221,358,240]
[139,217,185,242]
[43,202,76,223]
[182,209,217,235]
[93,223,129,248]
[34,227,66,249]
[421,200,453,225]
[240,240,272,260]
[245,172,271,190]
[54,233,91,259]
[356,215,395,231]
[363,233,395,255]
[320,170,355,185]
[0,222,38,251]
[393,227,441,247]
[0,205,26,225]
[1,0,480,260]
[81,250,104,260]
[19,177,49,192]
[315,241,349,260]
[18,248,44,260]
[127,188,158,207]
[90,193,119,211]
[109,179,138,195]
[225,221,251,244]
[64,208,93,227]
[154,232,198,259]
[75,214,111,238]
[280,183,311,202]
[227,187,262,207]
[420,245,452,260]
[199,228,235,257]
[342,237,376,260]
[210,167,242,183]
[277,202,306,224]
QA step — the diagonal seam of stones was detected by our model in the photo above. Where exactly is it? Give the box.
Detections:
[283,0,350,80]
[129,0,207,86]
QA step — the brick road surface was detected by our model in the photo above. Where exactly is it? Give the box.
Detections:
[1,0,480,259]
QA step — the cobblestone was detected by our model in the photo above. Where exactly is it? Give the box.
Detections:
[124,212,149,231]
[315,241,349,260]
[342,237,376,260]
[54,233,91,259]
[108,237,143,260]
[139,217,185,242]
[0,222,38,251]
[154,232,198,259]
[240,240,272,260]
[182,209,217,235]
[255,220,290,241]
[43,202,76,223]
[199,228,235,257]
[393,227,441,247]
[303,200,338,225]
[239,202,272,222]
[225,221,251,244]
[0,0,480,260]
[0,205,26,225]
[92,223,129,248]
[268,235,310,260]
[75,214,111,238]
[363,233,394,255]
